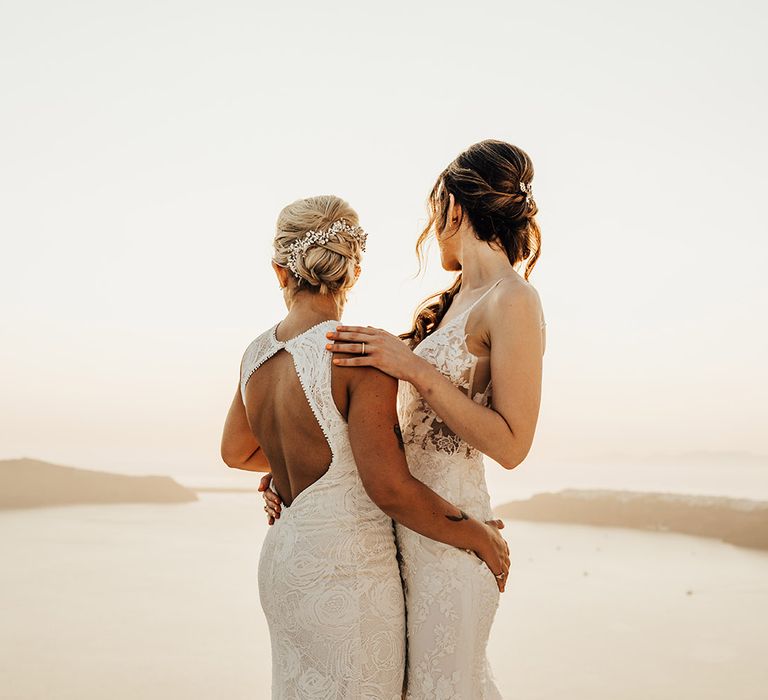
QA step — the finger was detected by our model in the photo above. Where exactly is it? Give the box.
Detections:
[258,473,272,491]
[264,488,281,504]
[488,563,505,591]
[332,356,375,367]
[326,343,371,354]
[326,331,375,343]
[333,326,378,336]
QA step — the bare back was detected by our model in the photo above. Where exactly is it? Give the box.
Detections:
[246,322,408,699]
[240,320,351,507]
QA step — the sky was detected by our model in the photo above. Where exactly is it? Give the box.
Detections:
[1,0,766,481]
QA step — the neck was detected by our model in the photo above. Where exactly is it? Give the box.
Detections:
[457,231,516,292]
[285,290,344,328]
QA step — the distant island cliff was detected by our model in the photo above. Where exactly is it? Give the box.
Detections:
[0,458,198,509]
[494,489,768,551]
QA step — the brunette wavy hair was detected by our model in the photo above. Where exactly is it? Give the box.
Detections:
[401,139,541,345]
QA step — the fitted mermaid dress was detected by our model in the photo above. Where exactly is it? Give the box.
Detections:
[240,320,406,699]
[396,280,545,698]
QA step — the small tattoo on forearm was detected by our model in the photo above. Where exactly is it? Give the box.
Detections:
[393,424,405,451]
[446,509,469,522]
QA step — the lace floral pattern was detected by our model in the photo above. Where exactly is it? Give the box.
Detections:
[398,310,492,459]
[242,321,406,699]
[396,281,505,699]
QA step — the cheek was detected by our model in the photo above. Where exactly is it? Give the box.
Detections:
[439,235,458,260]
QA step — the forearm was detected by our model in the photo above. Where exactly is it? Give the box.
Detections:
[375,475,489,555]
[409,361,521,466]
[228,448,270,472]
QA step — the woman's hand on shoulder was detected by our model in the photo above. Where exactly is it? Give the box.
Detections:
[325,325,429,383]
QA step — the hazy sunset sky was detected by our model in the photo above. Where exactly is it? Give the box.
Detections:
[2,0,766,478]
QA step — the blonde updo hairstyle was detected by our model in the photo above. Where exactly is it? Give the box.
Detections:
[273,195,364,303]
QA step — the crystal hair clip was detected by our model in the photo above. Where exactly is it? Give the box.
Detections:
[519,181,533,206]
[285,219,368,277]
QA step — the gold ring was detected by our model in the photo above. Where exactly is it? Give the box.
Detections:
[360,342,366,355]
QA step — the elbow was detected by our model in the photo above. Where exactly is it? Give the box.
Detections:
[220,446,241,470]
[495,444,532,471]
[361,479,405,517]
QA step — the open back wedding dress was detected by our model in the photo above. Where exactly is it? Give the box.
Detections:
[241,320,406,699]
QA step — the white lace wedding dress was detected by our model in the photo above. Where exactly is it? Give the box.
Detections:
[241,320,406,699]
[396,280,543,699]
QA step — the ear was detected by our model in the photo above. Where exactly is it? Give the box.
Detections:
[447,193,462,225]
[353,264,361,282]
[272,260,289,289]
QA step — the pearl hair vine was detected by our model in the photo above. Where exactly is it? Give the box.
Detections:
[284,219,368,278]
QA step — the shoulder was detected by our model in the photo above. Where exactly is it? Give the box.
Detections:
[488,274,543,321]
[245,322,278,347]
[243,323,278,352]
[335,357,398,399]
[240,322,279,372]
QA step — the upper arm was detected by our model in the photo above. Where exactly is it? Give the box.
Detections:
[488,282,545,462]
[345,366,411,507]
[221,365,260,467]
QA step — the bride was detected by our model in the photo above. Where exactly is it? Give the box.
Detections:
[221,194,509,698]
[262,141,546,697]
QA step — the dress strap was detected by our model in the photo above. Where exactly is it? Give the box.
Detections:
[462,278,504,317]
[240,323,282,402]
[282,321,341,461]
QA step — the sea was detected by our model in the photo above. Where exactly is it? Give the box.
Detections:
[1,457,766,699]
